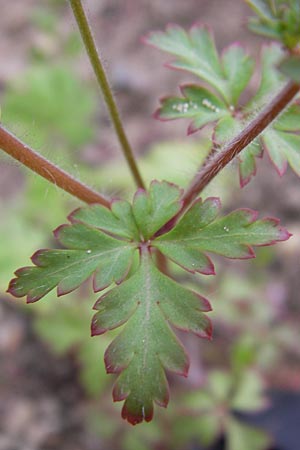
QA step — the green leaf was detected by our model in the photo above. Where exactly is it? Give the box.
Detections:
[245,0,275,21]
[156,85,227,134]
[92,249,211,425]
[249,43,285,108]
[7,181,290,424]
[262,127,300,176]
[222,43,255,106]
[8,223,136,302]
[132,180,183,240]
[69,199,140,241]
[246,0,300,48]
[279,55,300,82]
[154,198,290,272]
[145,24,254,105]
[215,45,300,186]
[148,25,299,188]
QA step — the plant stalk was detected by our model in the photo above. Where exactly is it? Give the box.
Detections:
[70,0,145,189]
[155,80,300,236]
[0,125,110,207]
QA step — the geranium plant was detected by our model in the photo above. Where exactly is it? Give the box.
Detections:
[1,0,299,426]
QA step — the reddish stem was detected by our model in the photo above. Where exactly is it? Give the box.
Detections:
[156,80,300,236]
[0,124,110,207]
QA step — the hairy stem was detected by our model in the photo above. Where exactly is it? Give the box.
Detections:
[156,80,300,236]
[70,0,145,189]
[0,125,110,207]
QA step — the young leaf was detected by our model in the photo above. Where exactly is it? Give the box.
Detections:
[153,198,290,273]
[92,247,211,425]
[246,0,300,49]
[8,223,137,303]
[149,25,299,187]
[145,24,254,105]
[215,45,300,186]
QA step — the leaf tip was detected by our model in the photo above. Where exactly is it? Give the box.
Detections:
[53,224,68,241]
[187,122,200,135]
[91,314,106,336]
[67,207,81,223]
[204,318,213,340]
[121,403,153,426]
[30,249,45,266]
[190,21,213,35]
[153,107,164,121]
[6,278,18,298]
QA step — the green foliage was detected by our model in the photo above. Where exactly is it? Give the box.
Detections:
[246,0,300,48]
[146,24,254,105]
[2,0,300,441]
[147,24,300,186]
[8,181,289,424]
[154,198,288,265]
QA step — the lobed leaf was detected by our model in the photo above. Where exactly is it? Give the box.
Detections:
[145,23,254,105]
[248,43,285,108]
[8,223,137,302]
[156,85,227,134]
[149,26,300,187]
[262,127,300,177]
[69,199,140,241]
[221,43,255,106]
[92,248,211,424]
[154,198,290,273]
[8,181,291,424]
[214,45,300,186]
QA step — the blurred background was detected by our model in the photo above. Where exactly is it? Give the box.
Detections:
[0,1,300,449]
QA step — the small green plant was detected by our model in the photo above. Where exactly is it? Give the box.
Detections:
[1,0,300,428]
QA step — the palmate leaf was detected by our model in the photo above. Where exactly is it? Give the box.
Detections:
[7,181,290,424]
[145,24,254,105]
[8,181,182,303]
[147,21,300,186]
